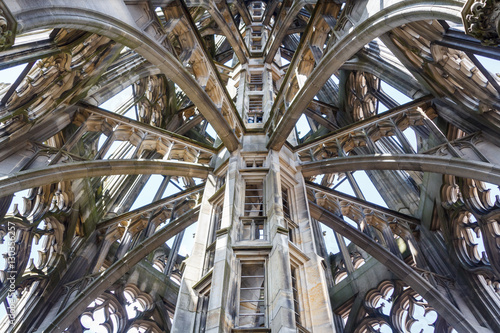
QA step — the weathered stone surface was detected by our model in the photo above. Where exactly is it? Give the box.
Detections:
[1,1,500,332]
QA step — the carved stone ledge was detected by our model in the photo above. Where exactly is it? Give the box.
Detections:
[462,0,500,46]
[0,3,16,51]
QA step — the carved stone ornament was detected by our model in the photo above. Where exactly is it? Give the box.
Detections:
[462,0,500,46]
[0,3,16,50]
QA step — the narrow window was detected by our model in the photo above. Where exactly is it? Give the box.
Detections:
[245,158,264,168]
[248,96,263,123]
[251,28,263,50]
[241,218,265,240]
[282,187,291,220]
[217,174,226,188]
[252,39,262,50]
[291,267,301,326]
[197,293,210,332]
[204,204,222,273]
[283,186,297,243]
[239,262,266,328]
[249,73,263,91]
[210,204,223,243]
[244,181,264,217]
[242,181,266,240]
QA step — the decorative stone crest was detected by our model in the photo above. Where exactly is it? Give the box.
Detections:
[462,0,500,46]
[0,3,16,50]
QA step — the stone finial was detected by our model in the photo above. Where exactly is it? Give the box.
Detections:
[462,0,500,46]
[0,10,11,47]
[0,4,16,50]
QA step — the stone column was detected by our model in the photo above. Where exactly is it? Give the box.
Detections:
[171,173,217,333]
[266,149,295,333]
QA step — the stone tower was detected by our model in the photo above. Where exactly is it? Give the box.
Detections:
[0,1,499,333]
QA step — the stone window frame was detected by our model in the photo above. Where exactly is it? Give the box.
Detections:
[289,247,312,331]
[235,255,269,329]
[280,170,301,246]
[239,173,268,241]
[248,72,264,91]
[203,196,224,274]
[247,95,264,123]
[244,157,265,168]
[208,195,224,245]
[192,270,212,333]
